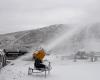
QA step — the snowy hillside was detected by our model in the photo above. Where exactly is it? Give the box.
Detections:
[0,24,70,50]
[0,24,100,55]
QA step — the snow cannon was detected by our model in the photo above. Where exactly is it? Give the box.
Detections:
[33,48,46,60]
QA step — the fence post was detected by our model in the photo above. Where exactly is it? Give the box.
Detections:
[2,55,6,67]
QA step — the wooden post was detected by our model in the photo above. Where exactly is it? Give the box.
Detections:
[0,55,3,68]
[94,56,97,62]
[74,55,77,62]
[2,55,6,67]
[0,50,6,67]
[1,55,3,67]
[45,70,46,78]
[48,62,50,74]
[4,55,6,66]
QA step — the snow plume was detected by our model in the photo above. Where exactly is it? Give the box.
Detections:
[42,25,85,51]
[84,38,100,52]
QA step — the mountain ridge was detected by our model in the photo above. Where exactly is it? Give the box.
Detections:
[0,24,100,54]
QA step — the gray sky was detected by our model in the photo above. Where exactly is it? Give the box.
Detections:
[0,0,100,34]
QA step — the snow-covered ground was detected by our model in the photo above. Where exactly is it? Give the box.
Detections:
[0,53,100,80]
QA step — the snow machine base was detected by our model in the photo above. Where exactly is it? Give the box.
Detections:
[28,61,51,78]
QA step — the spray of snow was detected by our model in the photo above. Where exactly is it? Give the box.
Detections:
[42,25,85,51]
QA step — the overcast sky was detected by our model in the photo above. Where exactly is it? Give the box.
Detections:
[0,0,100,34]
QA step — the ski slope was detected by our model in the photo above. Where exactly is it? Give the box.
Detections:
[0,53,100,80]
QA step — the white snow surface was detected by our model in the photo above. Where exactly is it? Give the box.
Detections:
[0,53,100,80]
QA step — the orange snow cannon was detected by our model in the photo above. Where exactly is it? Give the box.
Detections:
[33,48,46,60]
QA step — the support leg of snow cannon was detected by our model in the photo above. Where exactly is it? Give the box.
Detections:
[37,68,47,78]
[48,62,51,74]
[44,69,46,78]
[28,67,32,75]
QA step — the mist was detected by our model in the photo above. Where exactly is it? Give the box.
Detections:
[0,0,100,34]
